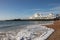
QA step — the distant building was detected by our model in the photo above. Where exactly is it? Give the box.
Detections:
[29,13,56,19]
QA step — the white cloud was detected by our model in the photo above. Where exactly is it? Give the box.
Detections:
[32,9,41,11]
[49,6,60,14]
[50,6,60,11]
[31,6,60,15]
[36,6,60,14]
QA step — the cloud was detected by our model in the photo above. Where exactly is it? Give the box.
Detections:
[49,6,60,14]
[32,9,41,11]
[31,6,60,15]
[50,7,60,11]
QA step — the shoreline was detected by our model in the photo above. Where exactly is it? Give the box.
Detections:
[0,20,59,40]
[0,24,54,40]
[5,19,60,21]
[45,20,60,40]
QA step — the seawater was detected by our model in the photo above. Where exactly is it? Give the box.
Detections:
[0,21,54,31]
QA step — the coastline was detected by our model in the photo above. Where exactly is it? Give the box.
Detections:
[5,19,59,21]
[0,22,54,40]
[46,20,60,40]
[0,20,59,40]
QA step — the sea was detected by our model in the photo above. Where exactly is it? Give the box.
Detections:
[0,21,54,32]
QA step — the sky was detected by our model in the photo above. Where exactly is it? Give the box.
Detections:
[0,0,60,20]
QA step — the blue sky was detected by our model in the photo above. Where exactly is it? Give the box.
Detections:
[0,0,60,20]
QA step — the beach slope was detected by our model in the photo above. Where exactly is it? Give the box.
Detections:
[46,20,60,40]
